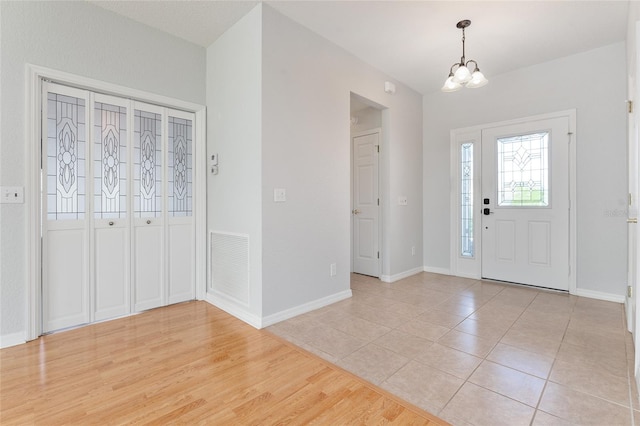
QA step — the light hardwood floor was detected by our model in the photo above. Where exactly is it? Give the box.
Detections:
[0,301,448,425]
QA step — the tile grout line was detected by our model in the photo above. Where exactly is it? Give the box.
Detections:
[528,292,575,426]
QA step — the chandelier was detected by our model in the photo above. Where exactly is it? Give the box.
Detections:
[441,20,488,92]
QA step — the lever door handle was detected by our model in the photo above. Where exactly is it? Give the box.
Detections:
[483,208,493,216]
[629,218,638,224]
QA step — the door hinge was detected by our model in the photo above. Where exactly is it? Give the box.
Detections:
[628,285,633,298]
[377,251,380,259]
[629,193,633,206]
[376,145,380,153]
[377,198,380,206]
[629,100,634,114]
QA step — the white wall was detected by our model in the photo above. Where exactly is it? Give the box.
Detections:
[206,6,263,322]
[351,106,382,134]
[260,4,423,317]
[424,42,628,296]
[0,1,205,342]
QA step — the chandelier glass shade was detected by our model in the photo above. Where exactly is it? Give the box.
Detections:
[441,20,488,92]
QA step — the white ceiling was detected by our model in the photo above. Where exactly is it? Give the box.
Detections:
[90,0,630,94]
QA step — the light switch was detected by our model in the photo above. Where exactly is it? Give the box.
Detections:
[398,196,408,206]
[274,188,286,202]
[1,186,24,204]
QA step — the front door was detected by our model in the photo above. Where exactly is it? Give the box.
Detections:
[481,117,570,290]
[352,130,380,277]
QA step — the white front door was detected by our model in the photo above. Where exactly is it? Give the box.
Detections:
[352,130,380,277]
[481,117,570,290]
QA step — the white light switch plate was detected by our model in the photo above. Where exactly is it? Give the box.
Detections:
[1,186,24,204]
[274,188,286,202]
[398,196,408,206]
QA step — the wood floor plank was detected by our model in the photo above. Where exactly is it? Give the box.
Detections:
[1,301,448,425]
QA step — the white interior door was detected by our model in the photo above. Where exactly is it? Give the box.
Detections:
[167,111,195,304]
[132,103,164,312]
[92,94,130,321]
[42,86,197,332]
[352,130,380,277]
[42,83,91,332]
[481,117,570,290]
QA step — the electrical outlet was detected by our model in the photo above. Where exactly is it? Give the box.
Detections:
[411,246,416,256]
[1,186,24,204]
[330,263,337,277]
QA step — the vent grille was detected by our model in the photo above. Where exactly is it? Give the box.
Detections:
[210,232,249,304]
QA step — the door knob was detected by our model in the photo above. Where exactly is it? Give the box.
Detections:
[629,218,638,224]
[352,209,361,215]
[108,221,114,226]
[146,220,151,224]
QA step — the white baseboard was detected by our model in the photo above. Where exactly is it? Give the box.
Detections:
[380,267,424,283]
[575,288,625,304]
[1,332,25,349]
[423,266,452,276]
[205,293,263,329]
[261,290,352,327]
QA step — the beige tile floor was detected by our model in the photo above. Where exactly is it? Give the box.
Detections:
[267,272,639,425]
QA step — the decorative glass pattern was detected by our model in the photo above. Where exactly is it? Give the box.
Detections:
[134,110,163,217]
[460,143,474,258]
[94,102,127,218]
[168,116,192,217]
[497,132,549,207]
[47,92,86,220]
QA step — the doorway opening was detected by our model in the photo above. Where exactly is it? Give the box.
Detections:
[350,93,384,278]
[449,110,576,293]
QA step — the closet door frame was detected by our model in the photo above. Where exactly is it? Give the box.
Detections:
[26,65,207,341]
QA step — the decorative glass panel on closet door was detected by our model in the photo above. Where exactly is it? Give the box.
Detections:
[93,102,127,218]
[497,132,549,207]
[460,142,474,258]
[47,92,87,220]
[168,116,192,217]
[134,110,162,217]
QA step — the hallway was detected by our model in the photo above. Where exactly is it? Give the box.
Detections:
[268,272,637,425]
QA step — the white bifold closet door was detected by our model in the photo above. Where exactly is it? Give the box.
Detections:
[42,84,91,332]
[42,82,195,333]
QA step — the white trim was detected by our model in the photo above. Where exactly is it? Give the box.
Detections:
[422,266,452,276]
[575,288,625,304]
[0,333,26,349]
[448,110,577,295]
[205,292,263,329]
[26,64,206,340]
[26,66,42,341]
[194,109,207,301]
[261,290,353,328]
[380,267,424,283]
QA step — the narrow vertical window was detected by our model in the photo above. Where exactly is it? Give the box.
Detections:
[93,102,127,218]
[47,92,86,220]
[134,110,162,217]
[168,116,192,217]
[460,142,474,257]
